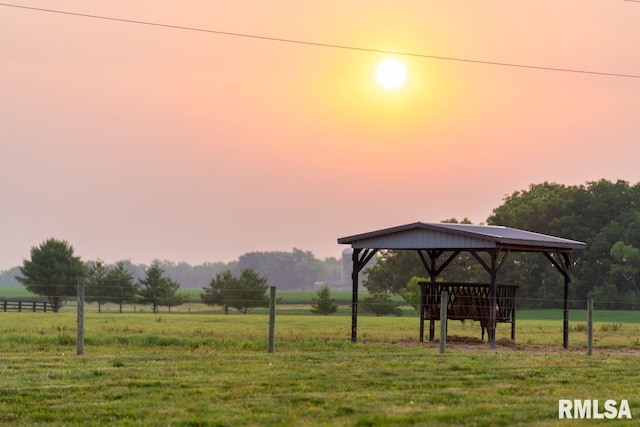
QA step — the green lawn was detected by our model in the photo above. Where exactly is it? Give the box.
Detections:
[0,285,39,299]
[518,309,640,323]
[0,309,638,426]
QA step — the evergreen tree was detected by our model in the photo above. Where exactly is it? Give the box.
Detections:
[105,262,138,313]
[138,261,186,313]
[86,261,138,312]
[86,260,110,312]
[201,270,236,314]
[228,269,270,314]
[311,285,338,315]
[17,238,87,312]
[201,268,270,314]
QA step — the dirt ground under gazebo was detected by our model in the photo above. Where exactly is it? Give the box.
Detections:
[385,335,640,357]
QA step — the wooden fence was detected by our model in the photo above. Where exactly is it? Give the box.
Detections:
[1,300,49,312]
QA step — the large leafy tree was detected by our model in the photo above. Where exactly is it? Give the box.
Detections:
[236,248,325,290]
[17,238,87,312]
[362,181,640,309]
[363,250,425,295]
[489,179,640,308]
[589,241,640,309]
[201,268,270,314]
[608,242,640,295]
[138,261,186,313]
[399,276,429,313]
[487,182,586,307]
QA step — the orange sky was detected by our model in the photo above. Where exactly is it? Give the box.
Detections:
[2,1,640,269]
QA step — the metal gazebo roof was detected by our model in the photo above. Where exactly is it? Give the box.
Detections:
[337,222,586,252]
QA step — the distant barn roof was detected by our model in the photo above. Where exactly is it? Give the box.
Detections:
[337,222,586,252]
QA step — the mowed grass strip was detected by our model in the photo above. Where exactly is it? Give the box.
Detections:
[0,311,638,426]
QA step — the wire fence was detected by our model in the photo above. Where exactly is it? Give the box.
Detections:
[2,287,638,358]
[2,282,640,311]
[1,294,638,314]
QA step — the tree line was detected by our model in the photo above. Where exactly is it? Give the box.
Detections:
[15,237,345,316]
[364,179,640,309]
[1,248,343,290]
[15,238,275,314]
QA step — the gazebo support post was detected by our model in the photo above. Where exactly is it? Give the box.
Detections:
[544,251,572,349]
[419,281,426,342]
[470,249,510,348]
[350,248,378,343]
[563,273,570,348]
[417,250,438,342]
[350,249,361,344]
[562,253,571,349]
[488,250,498,349]
[417,249,460,342]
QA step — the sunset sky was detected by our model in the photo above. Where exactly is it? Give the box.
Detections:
[2,1,640,270]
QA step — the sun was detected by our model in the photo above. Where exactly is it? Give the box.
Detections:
[375,58,407,90]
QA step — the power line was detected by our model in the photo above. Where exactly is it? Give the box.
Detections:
[2,2,640,80]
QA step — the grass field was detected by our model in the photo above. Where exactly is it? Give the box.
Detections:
[0,302,639,426]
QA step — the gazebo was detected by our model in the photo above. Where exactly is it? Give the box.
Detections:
[337,222,586,348]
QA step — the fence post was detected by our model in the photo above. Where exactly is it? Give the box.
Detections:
[268,286,276,353]
[587,297,593,356]
[440,291,448,354]
[77,283,84,356]
[419,282,426,342]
